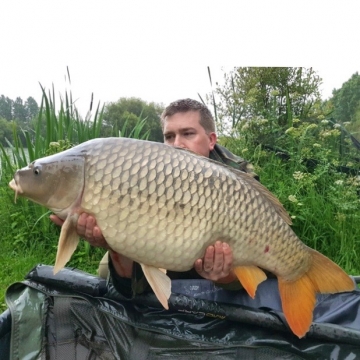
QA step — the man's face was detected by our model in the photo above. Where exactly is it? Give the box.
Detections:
[163,111,217,157]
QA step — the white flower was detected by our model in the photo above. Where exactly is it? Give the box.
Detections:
[306,124,318,130]
[333,123,341,129]
[321,130,331,137]
[321,119,329,125]
[334,180,344,186]
[313,143,321,148]
[288,195,298,203]
[293,171,304,180]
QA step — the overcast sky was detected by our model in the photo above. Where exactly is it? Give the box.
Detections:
[1,0,359,117]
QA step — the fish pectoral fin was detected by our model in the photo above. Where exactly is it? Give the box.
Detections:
[278,249,355,338]
[140,263,171,309]
[53,213,80,274]
[233,265,267,298]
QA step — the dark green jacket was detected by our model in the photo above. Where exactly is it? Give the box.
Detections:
[109,145,258,298]
[210,144,259,180]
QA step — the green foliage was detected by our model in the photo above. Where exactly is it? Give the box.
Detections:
[0,118,14,146]
[0,85,107,262]
[0,95,40,147]
[210,67,360,275]
[102,97,164,142]
[219,114,360,274]
[234,116,354,165]
[330,72,360,135]
[0,95,39,123]
[0,82,158,310]
[12,97,28,123]
[210,67,323,134]
[25,96,39,121]
[0,95,14,120]
[36,84,105,148]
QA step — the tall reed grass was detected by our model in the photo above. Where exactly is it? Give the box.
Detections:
[0,84,149,311]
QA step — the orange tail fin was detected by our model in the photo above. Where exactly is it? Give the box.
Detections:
[278,248,355,338]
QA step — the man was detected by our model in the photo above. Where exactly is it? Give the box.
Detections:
[51,98,257,295]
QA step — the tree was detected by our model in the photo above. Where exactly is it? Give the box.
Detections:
[102,97,164,142]
[0,95,13,121]
[0,95,39,123]
[211,67,322,133]
[12,97,27,124]
[331,72,360,123]
[0,118,14,145]
[25,96,39,122]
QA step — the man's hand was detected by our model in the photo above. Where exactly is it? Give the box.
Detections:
[194,241,237,283]
[76,213,109,249]
[50,213,109,249]
[50,214,236,282]
[50,213,134,278]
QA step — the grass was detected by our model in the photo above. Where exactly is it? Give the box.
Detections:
[220,117,360,275]
[0,84,150,312]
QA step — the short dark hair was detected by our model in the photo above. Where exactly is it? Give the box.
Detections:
[160,98,215,133]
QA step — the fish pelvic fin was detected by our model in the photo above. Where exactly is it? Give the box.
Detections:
[233,265,267,298]
[278,248,355,338]
[140,263,171,309]
[53,213,80,274]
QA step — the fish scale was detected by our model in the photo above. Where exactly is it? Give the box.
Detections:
[75,138,305,275]
[9,137,355,338]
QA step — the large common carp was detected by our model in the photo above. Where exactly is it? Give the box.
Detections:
[9,137,355,338]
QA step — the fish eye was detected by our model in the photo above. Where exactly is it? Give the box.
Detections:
[33,166,41,175]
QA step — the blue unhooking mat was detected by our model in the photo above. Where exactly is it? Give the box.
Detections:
[1,264,360,359]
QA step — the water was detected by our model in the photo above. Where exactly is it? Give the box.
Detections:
[0,147,29,175]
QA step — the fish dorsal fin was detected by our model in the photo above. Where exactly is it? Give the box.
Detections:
[229,167,292,225]
[53,213,80,274]
[177,147,292,226]
[140,263,171,309]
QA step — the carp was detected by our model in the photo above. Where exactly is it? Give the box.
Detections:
[9,137,355,338]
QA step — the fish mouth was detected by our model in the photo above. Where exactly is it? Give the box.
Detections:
[9,177,23,203]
